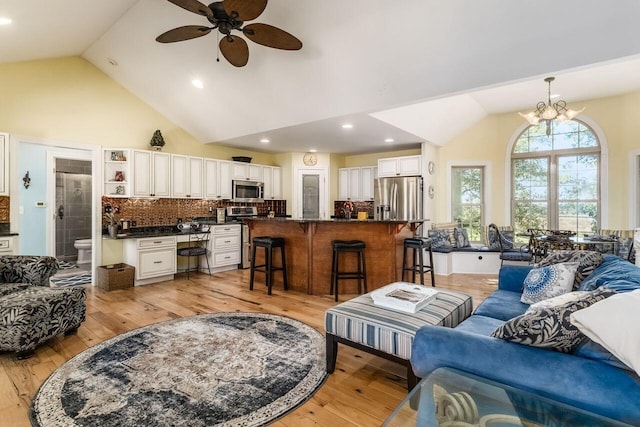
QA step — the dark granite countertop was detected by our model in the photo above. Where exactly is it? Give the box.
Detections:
[0,232,19,236]
[244,217,425,224]
[102,225,212,240]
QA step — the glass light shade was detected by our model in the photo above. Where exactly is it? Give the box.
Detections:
[565,107,585,119]
[556,113,568,123]
[541,105,558,120]
[519,111,539,125]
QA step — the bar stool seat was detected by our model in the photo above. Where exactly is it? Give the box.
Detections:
[330,240,367,302]
[402,237,435,287]
[250,236,288,295]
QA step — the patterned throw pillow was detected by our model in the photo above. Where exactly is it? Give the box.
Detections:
[453,228,471,248]
[525,291,588,315]
[487,228,514,251]
[536,251,604,289]
[491,287,616,353]
[428,229,453,250]
[521,262,579,304]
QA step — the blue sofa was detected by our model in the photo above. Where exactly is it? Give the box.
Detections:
[410,254,640,424]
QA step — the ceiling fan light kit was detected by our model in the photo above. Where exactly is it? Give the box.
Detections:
[157,0,302,67]
[519,77,585,135]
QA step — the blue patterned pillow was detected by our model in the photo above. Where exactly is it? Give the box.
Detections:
[492,287,616,353]
[487,228,514,251]
[453,228,471,248]
[428,229,453,250]
[521,262,579,304]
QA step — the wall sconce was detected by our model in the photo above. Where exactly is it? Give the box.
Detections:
[23,171,31,189]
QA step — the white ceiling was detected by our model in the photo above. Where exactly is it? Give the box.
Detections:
[3,0,640,154]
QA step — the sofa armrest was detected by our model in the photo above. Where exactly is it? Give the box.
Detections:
[410,325,640,424]
[498,264,532,292]
[0,256,59,287]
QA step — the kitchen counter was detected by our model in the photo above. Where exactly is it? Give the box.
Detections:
[245,218,426,295]
[103,226,210,240]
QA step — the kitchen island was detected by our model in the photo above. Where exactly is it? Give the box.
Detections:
[245,218,424,296]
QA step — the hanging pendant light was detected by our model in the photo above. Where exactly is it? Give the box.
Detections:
[519,77,585,135]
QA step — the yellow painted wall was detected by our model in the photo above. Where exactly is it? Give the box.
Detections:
[438,90,640,229]
[0,57,276,164]
[344,148,421,168]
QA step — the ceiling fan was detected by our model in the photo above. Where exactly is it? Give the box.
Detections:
[156,0,303,67]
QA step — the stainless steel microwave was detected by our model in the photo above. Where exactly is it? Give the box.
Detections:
[232,180,264,202]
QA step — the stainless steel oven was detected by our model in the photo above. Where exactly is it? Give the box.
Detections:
[232,180,264,202]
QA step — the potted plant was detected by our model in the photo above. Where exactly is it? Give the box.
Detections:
[150,129,165,151]
[104,212,120,238]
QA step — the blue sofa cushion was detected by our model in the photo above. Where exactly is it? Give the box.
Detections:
[491,287,616,353]
[536,250,604,289]
[454,315,504,336]
[520,262,578,304]
[573,339,632,372]
[579,254,640,292]
[473,290,529,321]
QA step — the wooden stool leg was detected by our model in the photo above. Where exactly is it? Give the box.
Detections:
[267,246,273,295]
[250,242,257,290]
[429,246,435,287]
[357,252,363,294]
[330,249,337,297]
[361,249,368,293]
[402,244,408,282]
[418,245,425,286]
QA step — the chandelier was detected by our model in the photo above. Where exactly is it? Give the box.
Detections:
[519,77,585,135]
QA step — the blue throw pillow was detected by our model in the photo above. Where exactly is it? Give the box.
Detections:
[428,229,453,250]
[453,228,471,248]
[521,262,579,304]
[488,228,514,250]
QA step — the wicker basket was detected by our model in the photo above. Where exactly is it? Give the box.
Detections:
[97,263,134,291]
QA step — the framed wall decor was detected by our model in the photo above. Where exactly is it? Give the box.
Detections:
[428,161,435,175]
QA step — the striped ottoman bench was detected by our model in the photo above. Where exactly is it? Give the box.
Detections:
[324,286,472,390]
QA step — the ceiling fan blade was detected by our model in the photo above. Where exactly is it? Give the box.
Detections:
[223,0,267,21]
[219,35,249,67]
[243,23,302,50]
[168,0,213,18]
[156,25,212,43]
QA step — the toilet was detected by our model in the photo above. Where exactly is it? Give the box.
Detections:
[74,239,92,264]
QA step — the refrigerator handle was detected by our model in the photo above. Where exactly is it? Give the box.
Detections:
[391,182,398,220]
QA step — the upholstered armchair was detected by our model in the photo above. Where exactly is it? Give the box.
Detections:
[0,256,87,359]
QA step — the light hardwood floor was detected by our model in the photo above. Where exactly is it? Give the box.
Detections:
[0,270,498,427]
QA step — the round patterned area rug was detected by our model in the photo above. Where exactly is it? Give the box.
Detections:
[30,312,327,427]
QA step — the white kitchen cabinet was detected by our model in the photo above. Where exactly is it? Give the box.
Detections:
[338,166,376,201]
[232,162,263,181]
[0,236,15,255]
[103,148,131,197]
[218,161,232,199]
[132,150,171,197]
[208,224,241,269]
[377,155,422,177]
[360,166,377,200]
[262,166,282,200]
[0,133,8,196]
[171,154,203,198]
[203,158,219,199]
[123,236,177,285]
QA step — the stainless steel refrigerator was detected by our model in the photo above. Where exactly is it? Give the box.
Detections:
[374,176,424,221]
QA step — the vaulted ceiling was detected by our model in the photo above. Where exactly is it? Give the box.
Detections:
[3,0,640,154]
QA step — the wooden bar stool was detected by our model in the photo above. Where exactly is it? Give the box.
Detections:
[250,236,288,295]
[330,240,367,302]
[401,237,435,287]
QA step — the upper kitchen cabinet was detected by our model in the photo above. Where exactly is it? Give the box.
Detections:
[203,158,219,199]
[0,133,8,196]
[103,148,131,197]
[262,166,281,200]
[232,162,263,181]
[171,155,203,198]
[132,149,171,197]
[377,155,422,177]
[218,161,232,199]
[338,166,377,201]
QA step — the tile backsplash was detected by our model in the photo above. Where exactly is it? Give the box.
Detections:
[334,200,374,218]
[102,197,286,227]
[0,196,9,222]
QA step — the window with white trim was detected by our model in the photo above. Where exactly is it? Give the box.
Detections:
[512,119,600,235]
[451,166,484,241]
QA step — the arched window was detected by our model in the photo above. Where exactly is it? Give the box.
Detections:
[511,119,600,235]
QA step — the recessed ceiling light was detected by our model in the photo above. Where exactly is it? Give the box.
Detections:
[0,17,12,26]
[260,138,270,144]
[309,149,317,153]
[384,138,395,143]
[550,94,560,99]
[107,58,118,66]
[341,123,353,129]
[191,79,204,89]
